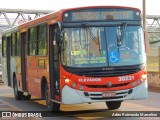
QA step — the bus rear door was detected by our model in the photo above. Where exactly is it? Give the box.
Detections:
[21,32,27,91]
[6,35,11,86]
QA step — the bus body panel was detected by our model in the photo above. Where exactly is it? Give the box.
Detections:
[26,56,38,96]
[26,56,50,97]
[16,57,23,91]
[37,57,50,97]
[61,80,148,104]
[10,57,19,86]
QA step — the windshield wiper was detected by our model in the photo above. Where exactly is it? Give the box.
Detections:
[81,24,102,56]
[117,23,127,46]
[81,24,100,44]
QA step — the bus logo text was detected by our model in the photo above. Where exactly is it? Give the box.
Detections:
[78,78,101,82]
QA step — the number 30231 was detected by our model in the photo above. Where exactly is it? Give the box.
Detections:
[118,76,134,82]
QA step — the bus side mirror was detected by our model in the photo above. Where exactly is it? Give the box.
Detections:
[144,31,150,53]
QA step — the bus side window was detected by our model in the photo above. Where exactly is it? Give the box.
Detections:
[11,33,17,56]
[2,36,7,57]
[53,25,59,60]
[17,32,21,56]
[37,24,47,55]
[28,27,37,56]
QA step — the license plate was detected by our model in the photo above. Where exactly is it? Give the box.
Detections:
[102,91,116,97]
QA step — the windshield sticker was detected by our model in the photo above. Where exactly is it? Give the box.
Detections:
[108,51,120,63]
[71,50,87,56]
[120,53,134,59]
[102,51,106,56]
[74,57,106,65]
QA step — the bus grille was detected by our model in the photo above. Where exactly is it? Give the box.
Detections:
[86,82,129,88]
[75,69,138,77]
[84,89,132,101]
[72,64,145,77]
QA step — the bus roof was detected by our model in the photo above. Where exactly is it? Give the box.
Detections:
[1,6,141,35]
[60,6,141,13]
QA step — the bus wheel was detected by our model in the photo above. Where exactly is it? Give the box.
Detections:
[23,95,31,100]
[45,84,60,112]
[13,77,23,100]
[106,101,121,110]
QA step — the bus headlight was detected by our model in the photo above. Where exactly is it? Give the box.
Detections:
[72,82,77,88]
[141,74,147,80]
[80,85,84,90]
[137,79,143,84]
[131,82,136,87]
[65,78,70,83]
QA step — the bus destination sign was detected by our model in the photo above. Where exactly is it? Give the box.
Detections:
[63,8,141,22]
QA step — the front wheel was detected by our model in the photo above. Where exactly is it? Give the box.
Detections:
[13,77,23,100]
[45,84,60,112]
[106,101,121,110]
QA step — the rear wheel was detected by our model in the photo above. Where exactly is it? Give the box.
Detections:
[45,84,60,112]
[23,95,31,100]
[13,77,23,100]
[106,101,121,110]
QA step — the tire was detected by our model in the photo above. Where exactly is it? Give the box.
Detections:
[23,95,31,100]
[13,77,23,100]
[106,101,121,110]
[45,84,60,112]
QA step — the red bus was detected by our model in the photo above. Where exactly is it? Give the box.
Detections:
[1,6,149,112]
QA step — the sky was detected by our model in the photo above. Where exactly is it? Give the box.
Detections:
[0,0,159,15]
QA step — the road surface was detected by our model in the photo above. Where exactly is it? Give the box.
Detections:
[0,85,160,120]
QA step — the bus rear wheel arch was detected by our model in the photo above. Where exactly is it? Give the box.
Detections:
[13,76,23,100]
[13,75,31,100]
[106,101,122,110]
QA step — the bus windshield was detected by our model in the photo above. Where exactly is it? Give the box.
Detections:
[61,26,146,68]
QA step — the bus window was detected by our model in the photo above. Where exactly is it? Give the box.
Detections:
[37,24,47,55]
[28,27,37,56]
[2,36,7,57]
[17,32,21,56]
[11,33,17,56]
[61,27,107,67]
[106,26,146,66]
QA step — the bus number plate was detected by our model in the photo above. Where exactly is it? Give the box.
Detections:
[102,91,116,97]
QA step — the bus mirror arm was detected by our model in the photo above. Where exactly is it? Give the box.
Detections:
[56,29,63,53]
[56,30,62,44]
[57,21,63,44]
[58,21,62,30]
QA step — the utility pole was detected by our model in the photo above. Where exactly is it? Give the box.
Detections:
[143,0,146,31]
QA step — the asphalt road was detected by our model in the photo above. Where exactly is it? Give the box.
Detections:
[0,85,160,120]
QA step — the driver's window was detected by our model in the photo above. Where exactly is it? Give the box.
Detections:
[52,25,59,60]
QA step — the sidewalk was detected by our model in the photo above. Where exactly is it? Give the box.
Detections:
[148,86,160,93]
[0,80,4,85]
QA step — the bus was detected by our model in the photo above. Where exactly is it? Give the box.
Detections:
[1,6,149,112]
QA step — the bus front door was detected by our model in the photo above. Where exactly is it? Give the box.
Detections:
[49,24,61,102]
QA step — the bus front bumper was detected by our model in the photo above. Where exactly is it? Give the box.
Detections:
[61,80,148,104]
